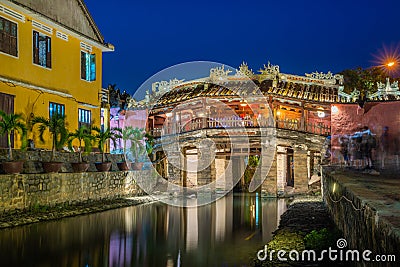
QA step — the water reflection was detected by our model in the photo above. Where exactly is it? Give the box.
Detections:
[0,193,287,267]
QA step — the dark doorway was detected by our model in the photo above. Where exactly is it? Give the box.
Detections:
[0,92,15,148]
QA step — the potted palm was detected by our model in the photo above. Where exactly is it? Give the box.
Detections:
[0,111,27,174]
[114,126,133,171]
[32,113,68,173]
[93,126,118,172]
[129,127,147,170]
[68,125,94,172]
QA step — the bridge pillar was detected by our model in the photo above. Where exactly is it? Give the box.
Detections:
[197,145,216,186]
[231,156,246,189]
[224,156,233,191]
[261,152,278,197]
[167,145,184,188]
[294,148,309,194]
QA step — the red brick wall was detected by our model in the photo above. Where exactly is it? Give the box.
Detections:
[331,101,400,160]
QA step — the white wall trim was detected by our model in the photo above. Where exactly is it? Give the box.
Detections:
[0,3,25,22]
[0,75,72,98]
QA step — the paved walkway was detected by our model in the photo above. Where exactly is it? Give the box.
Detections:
[327,167,400,234]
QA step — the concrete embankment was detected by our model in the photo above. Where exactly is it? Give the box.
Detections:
[322,168,400,266]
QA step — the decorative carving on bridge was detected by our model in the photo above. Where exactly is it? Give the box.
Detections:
[338,87,360,102]
[305,71,344,85]
[369,78,400,100]
[209,65,232,81]
[258,61,280,76]
[152,78,184,97]
[126,79,184,109]
[235,62,254,77]
[126,97,149,109]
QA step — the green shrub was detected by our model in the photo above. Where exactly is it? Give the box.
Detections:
[304,228,341,251]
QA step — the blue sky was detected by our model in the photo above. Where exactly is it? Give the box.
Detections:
[84,0,400,94]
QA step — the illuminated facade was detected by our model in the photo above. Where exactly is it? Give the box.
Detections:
[0,0,113,149]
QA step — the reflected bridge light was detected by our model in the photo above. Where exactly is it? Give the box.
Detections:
[331,105,339,114]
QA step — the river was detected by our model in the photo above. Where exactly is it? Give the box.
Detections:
[0,193,287,267]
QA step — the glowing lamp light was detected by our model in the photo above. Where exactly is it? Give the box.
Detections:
[166,112,173,117]
[317,111,325,118]
[331,105,339,114]
[387,61,395,67]
[276,110,281,116]
[332,182,337,193]
[240,103,247,107]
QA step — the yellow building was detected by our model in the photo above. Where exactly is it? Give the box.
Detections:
[0,0,113,149]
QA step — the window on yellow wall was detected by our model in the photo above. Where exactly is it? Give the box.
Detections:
[49,102,64,118]
[81,51,96,81]
[0,16,18,57]
[78,108,91,128]
[33,30,51,68]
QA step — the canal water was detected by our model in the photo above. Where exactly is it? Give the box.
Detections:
[0,193,287,267]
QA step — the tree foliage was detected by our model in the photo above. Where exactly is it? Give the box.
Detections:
[67,125,94,163]
[339,67,387,95]
[0,111,27,160]
[32,113,68,161]
[92,126,119,162]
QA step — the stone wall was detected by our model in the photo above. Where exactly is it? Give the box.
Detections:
[262,154,277,197]
[0,170,152,212]
[322,169,400,265]
[293,150,308,193]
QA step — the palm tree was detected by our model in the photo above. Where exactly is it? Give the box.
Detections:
[92,126,118,162]
[0,111,27,161]
[114,126,134,162]
[129,127,147,163]
[67,125,94,163]
[32,113,68,161]
[145,132,154,157]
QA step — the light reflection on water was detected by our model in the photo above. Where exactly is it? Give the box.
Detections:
[0,193,287,267]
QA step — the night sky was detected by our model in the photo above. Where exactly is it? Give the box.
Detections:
[84,0,400,95]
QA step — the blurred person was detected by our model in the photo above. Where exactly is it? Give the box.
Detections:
[339,134,350,167]
[380,126,390,169]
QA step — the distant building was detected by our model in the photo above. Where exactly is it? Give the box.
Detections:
[0,0,113,149]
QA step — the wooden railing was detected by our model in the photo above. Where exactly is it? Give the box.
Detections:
[275,119,330,136]
[151,117,330,137]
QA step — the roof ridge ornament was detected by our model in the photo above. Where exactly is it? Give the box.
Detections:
[305,71,344,85]
[235,61,254,77]
[209,65,232,81]
[127,78,184,109]
[338,87,360,102]
[258,61,280,76]
[369,77,400,100]
[152,78,184,96]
